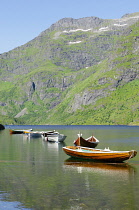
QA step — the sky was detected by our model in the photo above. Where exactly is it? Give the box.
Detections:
[0,0,139,54]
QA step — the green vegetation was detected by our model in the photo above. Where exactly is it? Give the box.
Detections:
[1,13,139,125]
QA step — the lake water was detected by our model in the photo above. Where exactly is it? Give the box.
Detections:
[0,125,139,210]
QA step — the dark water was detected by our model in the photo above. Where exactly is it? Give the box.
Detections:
[0,125,139,210]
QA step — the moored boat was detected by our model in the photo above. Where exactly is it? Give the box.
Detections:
[10,129,33,134]
[42,131,67,142]
[74,133,99,148]
[63,146,137,163]
[23,130,42,138]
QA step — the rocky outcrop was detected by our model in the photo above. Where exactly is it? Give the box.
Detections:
[48,16,104,31]
[0,124,5,130]
[14,108,28,118]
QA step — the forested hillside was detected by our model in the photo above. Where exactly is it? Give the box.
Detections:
[1,12,139,125]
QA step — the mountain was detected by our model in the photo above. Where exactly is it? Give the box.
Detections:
[1,12,139,125]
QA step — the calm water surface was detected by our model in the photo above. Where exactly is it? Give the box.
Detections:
[0,125,139,210]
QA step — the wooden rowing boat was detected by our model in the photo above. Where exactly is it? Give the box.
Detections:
[74,134,99,148]
[10,129,33,134]
[63,146,137,163]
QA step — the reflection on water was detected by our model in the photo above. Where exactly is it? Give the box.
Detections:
[0,125,139,209]
[0,192,30,210]
[46,141,66,150]
[64,158,136,178]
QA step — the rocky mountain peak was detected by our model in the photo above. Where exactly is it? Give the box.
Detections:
[45,16,104,33]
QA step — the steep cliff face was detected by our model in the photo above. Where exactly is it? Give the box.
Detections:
[1,13,139,125]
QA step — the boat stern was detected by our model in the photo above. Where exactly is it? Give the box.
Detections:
[130,150,137,159]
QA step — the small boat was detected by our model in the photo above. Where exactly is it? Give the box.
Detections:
[10,129,33,134]
[23,130,42,138]
[63,146,137,163]
[74,133,99,148]
[42,130,67,142]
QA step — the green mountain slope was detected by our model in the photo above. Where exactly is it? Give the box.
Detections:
[1,13,139,125]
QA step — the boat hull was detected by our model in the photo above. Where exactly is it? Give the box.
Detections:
[10,129,32,134]
[41,131,66,142]
[44,134,67,142]
[74,136,99,148]
[23,131,42,138]
[63,146,137,163]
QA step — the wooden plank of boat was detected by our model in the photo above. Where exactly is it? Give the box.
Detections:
[63,146,137,163]
[10,129,33,134]
[74,134,99,148]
